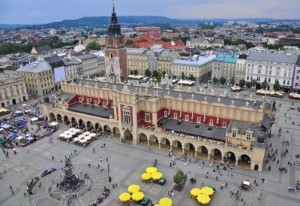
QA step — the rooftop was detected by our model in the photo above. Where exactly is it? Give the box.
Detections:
[73,79,263,110]
[0,74,24,85]
[247,51,298,64]
[68,102,114,119]
[173,55,216,66]
[17,60,52,73]
[214,53,238,64]
[127,48,147,55]
[227,120,261,136]
[158,117,226,141]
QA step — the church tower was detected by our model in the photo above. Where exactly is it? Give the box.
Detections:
[104,3,127,82]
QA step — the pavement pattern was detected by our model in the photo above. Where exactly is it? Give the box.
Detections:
[0,93,300,206]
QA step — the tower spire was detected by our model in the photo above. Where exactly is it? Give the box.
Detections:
[112,0,115,14]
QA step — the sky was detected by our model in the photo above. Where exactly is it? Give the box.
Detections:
[1,0,300,24]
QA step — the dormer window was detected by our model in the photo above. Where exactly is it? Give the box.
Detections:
[232,132,237,138]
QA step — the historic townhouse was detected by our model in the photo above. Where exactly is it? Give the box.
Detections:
[245,51,298,89]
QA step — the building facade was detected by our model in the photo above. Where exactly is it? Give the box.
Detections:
[157,50,180,75]
[245,51,298,89]
[235,54,247,83]
[63,58,82,81]
[292,57,300,91]
[212,54,238,84]
[104,5,127,82]
[0,74,28,108]
[43,80,273,171]
[172,55,216,81]
[5,60,54,96]
[73,53,99,78]
[127,48,157,75]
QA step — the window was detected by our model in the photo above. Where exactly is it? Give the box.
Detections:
[232,132,237,138]
[145,113,150,122]
[209,119,213,126]
[185,115,189,121]
[246,134,251,141]
[164,111,168,117]
[123,106,131,124]
[257,77,260,81]
[197,117,201,123]
[174,113,177,119]
[222,122,227,128]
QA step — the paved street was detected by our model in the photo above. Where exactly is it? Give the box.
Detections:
[0,94,300,206]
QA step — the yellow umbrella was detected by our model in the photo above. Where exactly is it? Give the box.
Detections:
[201,187,214,196]
[131,191,145,202]
[141,173,151,180]
[119,192,131,202]
[197,194,211,205]
[190,188,202,197]
[159,197,173,206]
[146,166,157,174]
[128,184,140,193]
[151,172,163,180]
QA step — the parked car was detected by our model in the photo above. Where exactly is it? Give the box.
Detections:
[156,178,166,186]
[139,197,151,206]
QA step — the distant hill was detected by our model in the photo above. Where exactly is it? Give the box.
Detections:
[1,16,299,29]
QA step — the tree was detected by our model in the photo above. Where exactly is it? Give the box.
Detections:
[188,74,196,81]
[251,80,257,88]
[181,72,185,80]
[152,70,159,78]
[273,80,281,91]
[156,72,163,82]
[162,70,166,78]
[125,39,134,46]
[213,77,219,85]
[261,80,268,89]
[239,79,246,88]
[173,170,187,191]
[144,69,152,77]
[86,41,102,50]
[219,77,226,86]
[133,70,138,76]
[230,77,235,85]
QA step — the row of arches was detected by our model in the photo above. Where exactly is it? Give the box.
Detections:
[138,133,253,169]
[48,112,258,170]
[49,113,134,142]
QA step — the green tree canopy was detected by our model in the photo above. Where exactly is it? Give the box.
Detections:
[188,74,196,81]
[181,72,185,80]
[144,69,152,77]
[273,80,281,91]
[86,41,102,50]
[261,80,269,89]
[125,39,134,46]
[251,80,257,87]
[213,77,219,85]
[152,70,159,78]
[219,77,226,86]
[239,79,246,88]
[173,170,187,189]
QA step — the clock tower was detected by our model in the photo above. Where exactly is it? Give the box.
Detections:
[104,3,127,82]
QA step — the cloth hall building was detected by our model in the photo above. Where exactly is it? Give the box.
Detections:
[43,79,273,171]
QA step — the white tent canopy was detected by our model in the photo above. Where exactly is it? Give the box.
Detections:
[31,117,39,122]
[49,122,59,126]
